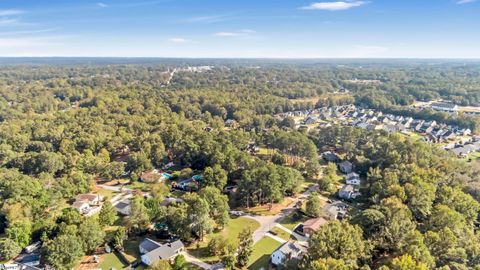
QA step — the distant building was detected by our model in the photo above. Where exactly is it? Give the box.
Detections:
[72,194,103,215]
[431,102,459,112]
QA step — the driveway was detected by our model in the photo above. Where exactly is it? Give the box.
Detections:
[245,184,319,244]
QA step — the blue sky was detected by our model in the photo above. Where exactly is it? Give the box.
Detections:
[0,0,479,58]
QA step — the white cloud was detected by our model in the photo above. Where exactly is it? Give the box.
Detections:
[456,0,476,4]
[301,1,367,11]
[215,30,256,37]
[0,37,47,48]
[97,2,108,8]
[169,38,189,43]
[215,32,240,37]
[179,15,228,24]
[0,9,24,16]
[0,18,21,26]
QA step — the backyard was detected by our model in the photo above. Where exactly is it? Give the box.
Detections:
[248,237,283,270]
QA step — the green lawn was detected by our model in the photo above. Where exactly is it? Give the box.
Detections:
[98,252,127,270]
[279,211,309,231]
[123,238,142,259]
[97,188,120,200]
[188,217,260,263]
[270,227,295,241]
[248,237,283,270]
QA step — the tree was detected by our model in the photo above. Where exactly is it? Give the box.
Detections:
[307,221,368,268]
[99,200,117,227]
[43,234,85,270]
[149,260,172,270]
[318,163,341,193]
[200,186,230,229]
[306,193,322,217]
[127,196,150,233]
[184,193,213,240]
[203,165,228,190]
[388,255,429,270]
[237,228,254,267]
[78,218,106,254]
[220,242,238,270]
[308,258,348,270]
[5,220,32,248]
[112,227,126,250]
[0,238,21,260]
[173,255,188,270]
[207,235,227,256]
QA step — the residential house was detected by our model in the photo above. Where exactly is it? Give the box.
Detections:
[160,197,184,207]
[321,151,340,163]
[270,241,307,266]
[140,238,185,266]
[338,161,353,174]
[302,217,328,237]
[115,199,131,216]
[72,194,103,214]
[339,185,360,200]
[140,169,163,183]
[345,172,361,186]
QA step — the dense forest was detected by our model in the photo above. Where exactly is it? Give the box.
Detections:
[0,59,480,269]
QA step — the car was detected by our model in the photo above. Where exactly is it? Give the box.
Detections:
[229,210,245,217]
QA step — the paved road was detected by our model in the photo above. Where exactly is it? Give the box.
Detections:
[246,184,319,244]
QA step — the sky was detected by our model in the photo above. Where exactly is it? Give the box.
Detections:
[0,0,479,58]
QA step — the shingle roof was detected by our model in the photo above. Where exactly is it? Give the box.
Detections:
[142,240,185,262]
[139,238,162,253]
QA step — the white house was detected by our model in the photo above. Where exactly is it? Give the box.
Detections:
[271,241,307,266]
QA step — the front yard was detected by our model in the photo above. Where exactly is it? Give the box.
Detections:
[187,216,260,264]
[248,237,283,270]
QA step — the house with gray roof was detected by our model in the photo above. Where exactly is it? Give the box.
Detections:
[140,238,185,266]
[270,241,307,266]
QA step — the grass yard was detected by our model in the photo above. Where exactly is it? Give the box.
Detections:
[270,226,295,241]
[279,211,309,231]
[245,197,295,216]
[98,252,127,270]
[95,187,120,200]
[123,238,142,259]
[188,217,260,264]
[248,237,283,270]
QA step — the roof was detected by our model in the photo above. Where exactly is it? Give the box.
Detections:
[142,240,185,262]
[303,217,328,231]
[432,102,458,109]
[140,170,163,183]
[160,197,184,207]
[139,238,162,253]
[115,200,130,210]
[72,201,89,209]
[340,185,355,192]
[75,194,101,203]
[273,241,307,257]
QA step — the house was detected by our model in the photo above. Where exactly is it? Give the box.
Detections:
[345,172,361,185]
[321,151,340,163]
[115,199,131,216]
[338,161,353,174]
[431,102,459,112]
[140,238,185,266]
[270,241,307,266]
[18,254,40,267]
[72,201,91,215]
[1,264,41,270]
[302,217,328,237]
[160,197,184,207]
[140,169,163,183]
[75,194,102,206]
[323,201,348,220]
[339,185,356,200]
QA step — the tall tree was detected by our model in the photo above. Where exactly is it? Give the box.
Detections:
[99,200,117,227]
[237,228,254,267]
